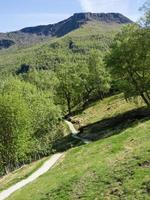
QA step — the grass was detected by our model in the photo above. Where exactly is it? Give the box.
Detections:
[72,94,148,141]
[68,21,122,42]
[0,157,48,192]
[8,118,150,200]
[7,95,150,200]
[72,94,141,127]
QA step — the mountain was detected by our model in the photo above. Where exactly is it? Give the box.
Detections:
[20,13,132,36]
[0,13,132,49]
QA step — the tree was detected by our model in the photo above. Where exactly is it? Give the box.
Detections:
[56,63,83,114]
[22,69,59,93]
[56,51,111,114]
[0,94,32,174]
[86,50,111,101]
[106,24,150,107]
[0,77,63,164]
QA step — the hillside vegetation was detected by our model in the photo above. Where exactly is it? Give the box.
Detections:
[0,4,150,199]
[72,94,139,126]
[0,21,122,75]
[0,18,122,176]
[7,95,150,200]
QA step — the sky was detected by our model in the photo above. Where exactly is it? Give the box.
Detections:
[0,0,146,32]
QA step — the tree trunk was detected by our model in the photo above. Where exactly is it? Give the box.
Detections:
[141,93,150,107]
[4,165,10,174]
[145,92,150,102]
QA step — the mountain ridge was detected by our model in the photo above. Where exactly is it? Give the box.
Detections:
[19,12,133,36]
[0,12,133,49]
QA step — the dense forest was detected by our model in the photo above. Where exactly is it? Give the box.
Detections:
[0,1,150,177]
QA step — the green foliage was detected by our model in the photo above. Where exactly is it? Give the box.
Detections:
[0,77,63,175]
[0,21,121,75]
[0,17,150,199]
[0,21,117,117]
[56,63,85,114]
[8,105,150,200]
[0,20,123,176]
[22,70,59,94]
[86,50,111,100]
[0,94,32,174]
[55,52,111,114]
[106,24,150,106]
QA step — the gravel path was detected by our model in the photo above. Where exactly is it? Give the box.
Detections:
[0,153,63,200]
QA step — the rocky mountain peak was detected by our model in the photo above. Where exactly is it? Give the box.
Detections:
[72,12,133,24]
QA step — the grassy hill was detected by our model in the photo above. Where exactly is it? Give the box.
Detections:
[4,95,150,200]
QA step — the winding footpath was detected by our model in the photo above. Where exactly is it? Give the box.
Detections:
[0,120,90,200]
[0,153,63,200]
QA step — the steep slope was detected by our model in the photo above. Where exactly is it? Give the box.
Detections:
[20,12,132,36]
[6,95,150,200]
[0,12,132,49]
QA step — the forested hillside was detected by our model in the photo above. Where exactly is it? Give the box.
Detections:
[0,20,123,73]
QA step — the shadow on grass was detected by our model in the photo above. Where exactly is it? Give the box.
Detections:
[54,107,150,152]
[78,107,150,141]
[52,134,82,153]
